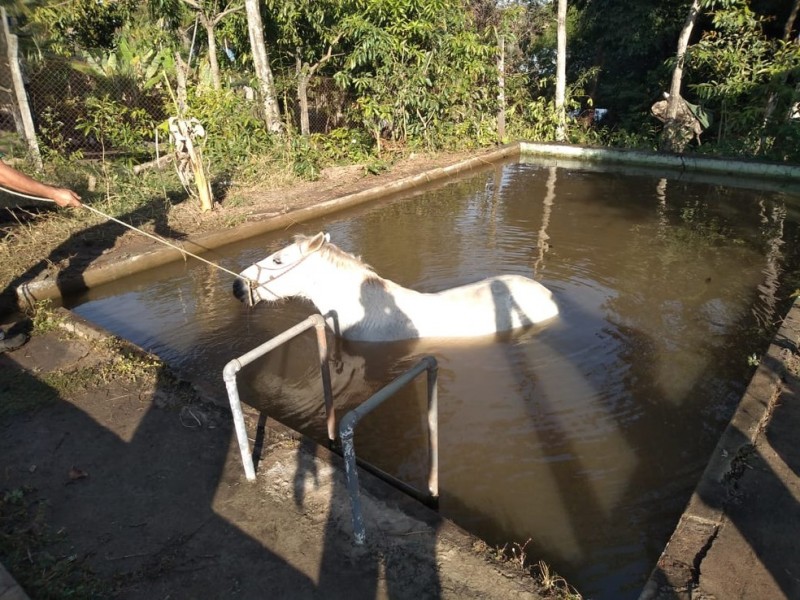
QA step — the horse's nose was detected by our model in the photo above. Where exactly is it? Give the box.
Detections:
[232,278,248,303]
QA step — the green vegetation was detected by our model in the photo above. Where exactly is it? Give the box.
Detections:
[0,487,106,599]
[29,299,66,334]
[2,0,794,183]
[482,538,583,599]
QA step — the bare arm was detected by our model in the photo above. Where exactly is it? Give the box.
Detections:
[0,161,81,208]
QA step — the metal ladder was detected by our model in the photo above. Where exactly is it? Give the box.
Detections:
[222,314,439,544]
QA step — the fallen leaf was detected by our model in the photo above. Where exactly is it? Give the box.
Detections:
[68,467,88,481]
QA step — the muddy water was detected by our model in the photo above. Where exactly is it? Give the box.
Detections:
[65,159,800,599]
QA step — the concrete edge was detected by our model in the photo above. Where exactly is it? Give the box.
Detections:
[16,142,800,305]
[519,142,800,180]
[16,144,520,305]
[638,298,800,599]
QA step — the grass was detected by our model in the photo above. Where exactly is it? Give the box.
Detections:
[0,487,107,599]
[474,538,584,599]
[29,299,66,334]
[2,303,163,417]
[39,337,162,395]
[533,559,584,599]
[0,370,61,419]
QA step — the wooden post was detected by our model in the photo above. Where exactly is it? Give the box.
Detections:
[0,7,42,169]
[296,50,310,136]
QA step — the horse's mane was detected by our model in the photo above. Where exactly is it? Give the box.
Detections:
[294,235,383,285]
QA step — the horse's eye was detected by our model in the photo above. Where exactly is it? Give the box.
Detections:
[274,256,282,265]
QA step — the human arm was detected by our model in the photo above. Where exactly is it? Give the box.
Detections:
[0,161,82,208]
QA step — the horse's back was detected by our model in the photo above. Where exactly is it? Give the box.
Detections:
[407,274,557,337]
[483,274,558,327]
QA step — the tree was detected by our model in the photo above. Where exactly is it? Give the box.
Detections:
[245,0,282,132]
[179,0,243,90]
[335,0,494,150]
[660,0,702,152]
[689,0,800,158]
[555,0,567,141]
[567,0,695,130]
[265,0,346,135]
[22,0,136,56]
[760,0,800,149]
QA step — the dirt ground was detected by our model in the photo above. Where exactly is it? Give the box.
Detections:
[0,148,565,599]
[92,150,479,264]
[0,309,557,599]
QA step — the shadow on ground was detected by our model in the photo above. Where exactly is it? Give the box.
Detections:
[0,315,540,599]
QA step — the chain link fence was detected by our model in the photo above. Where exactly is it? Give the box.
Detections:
[2,10,353,165]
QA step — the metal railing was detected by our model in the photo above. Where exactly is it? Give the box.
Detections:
[222,314,334,481]
[223,317,440,546]
[339,355,439,545]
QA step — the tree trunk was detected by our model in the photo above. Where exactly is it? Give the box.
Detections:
[759,0,800,150]
[661,0,701,152]
[555,0,567,142]
[1,7,42,169]
[245,0,282,133]
[296,50,310,136]
[497,33,506,144]
[201,14,222,90]
[174,51,189,114]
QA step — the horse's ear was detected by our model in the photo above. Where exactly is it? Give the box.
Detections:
[307,232,327,252]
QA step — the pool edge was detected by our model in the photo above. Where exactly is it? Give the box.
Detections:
[15,144,520,305]
[638,297,800,599]
[16,142,800,305]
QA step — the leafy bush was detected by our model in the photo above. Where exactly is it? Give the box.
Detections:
[76,94,155,160]
[181,88,276,170]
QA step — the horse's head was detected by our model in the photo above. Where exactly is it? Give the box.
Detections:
[233,232,329,306]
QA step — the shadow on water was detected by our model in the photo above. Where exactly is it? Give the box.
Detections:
[645,344,800,599]
[0,195,448,599]
[488,279,636,591]
[485,271,799,599]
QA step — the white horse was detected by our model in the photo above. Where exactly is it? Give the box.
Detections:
[233,232,558,341]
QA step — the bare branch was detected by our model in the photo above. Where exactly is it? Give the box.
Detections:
[213,3,244,25]
[179,0,203,11]
[306,35,342,77]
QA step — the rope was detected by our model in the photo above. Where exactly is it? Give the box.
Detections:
[1,185,244,280]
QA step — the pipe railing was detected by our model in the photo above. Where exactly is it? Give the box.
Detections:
[222,314,334,481]
[339,355,439,545]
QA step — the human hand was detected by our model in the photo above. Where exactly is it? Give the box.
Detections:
[50,187,82,208]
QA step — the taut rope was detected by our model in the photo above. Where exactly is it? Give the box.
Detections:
[1,185,244,280]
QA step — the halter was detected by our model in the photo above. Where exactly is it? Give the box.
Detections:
[246,240,325,305]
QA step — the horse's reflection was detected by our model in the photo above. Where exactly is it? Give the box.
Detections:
[237,333,420,433]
